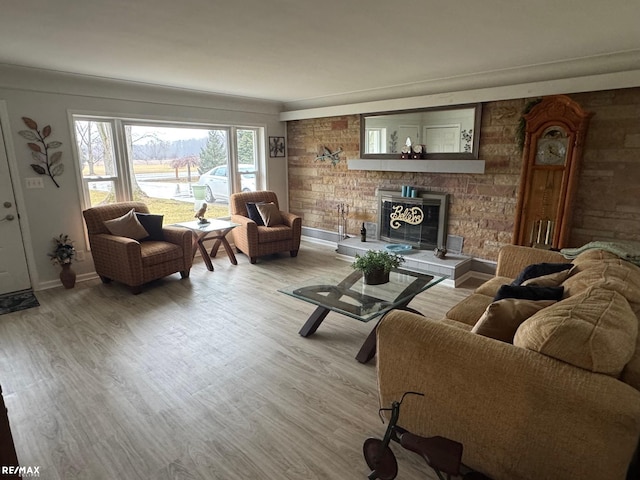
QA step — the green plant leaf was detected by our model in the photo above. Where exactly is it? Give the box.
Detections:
[27,142,42,153]
[50,151,62,165]
[19,130,38,141]
[42,125,51,138]
[22,117,38,130]
[47,141,63,149]
[51,163,64,176]
[30,164,46,174]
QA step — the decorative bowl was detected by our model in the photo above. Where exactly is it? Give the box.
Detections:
[385,244,412,253]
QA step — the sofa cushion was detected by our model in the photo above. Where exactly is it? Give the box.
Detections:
[522,268,572,287]
[514,287,638,376]
[512,262,573,286]
[256,202,283,227]
[256,224,293,243]
[104,208,149,241]
[245,202,265,226]
[140,241,183,266]
[445,293,493,326]
[494,285,564,302]
[135,212,164,241]
[562,260,640,304]
[472,299,555,343]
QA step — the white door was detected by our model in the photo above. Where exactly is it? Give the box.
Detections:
[424,125,461,153]
[0,120,31,294]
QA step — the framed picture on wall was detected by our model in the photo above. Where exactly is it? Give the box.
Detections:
[269,136,285,157]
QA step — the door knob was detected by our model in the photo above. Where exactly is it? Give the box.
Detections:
[3,202,11,208]
[1,214,14,221]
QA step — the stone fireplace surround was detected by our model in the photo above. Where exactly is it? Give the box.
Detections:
[377,189,449,250]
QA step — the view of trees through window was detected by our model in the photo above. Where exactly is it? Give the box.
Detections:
[73,118,260,224]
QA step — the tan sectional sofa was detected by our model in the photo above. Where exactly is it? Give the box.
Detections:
[376,245,640,480]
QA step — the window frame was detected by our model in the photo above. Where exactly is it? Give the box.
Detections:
[71,115,264,213]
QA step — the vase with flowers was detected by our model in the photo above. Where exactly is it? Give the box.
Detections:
[49,234,76,288]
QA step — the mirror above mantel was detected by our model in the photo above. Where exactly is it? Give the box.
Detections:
[360,103,482,160]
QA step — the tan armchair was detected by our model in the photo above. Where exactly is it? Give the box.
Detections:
[230,191,301,264]
[83,202,193,294]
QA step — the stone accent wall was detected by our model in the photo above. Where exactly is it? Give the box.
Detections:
[287,88,640,261]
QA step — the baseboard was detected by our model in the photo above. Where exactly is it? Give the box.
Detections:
[36,272,98,291]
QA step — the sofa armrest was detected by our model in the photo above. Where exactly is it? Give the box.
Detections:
[496,245,568,278]
[376,310,640,480]
[89,234,144,282]
[280,211,301,228]
[230,214,256,229]
[91,233,141,263]
[162,226,194,258]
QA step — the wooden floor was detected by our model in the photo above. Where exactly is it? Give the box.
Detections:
[0,239,478,480]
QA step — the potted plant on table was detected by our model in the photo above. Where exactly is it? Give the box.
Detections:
[49,234,76,289]
[352,250,405,285]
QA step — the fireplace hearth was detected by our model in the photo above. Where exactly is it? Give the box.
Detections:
[377,190,449,250]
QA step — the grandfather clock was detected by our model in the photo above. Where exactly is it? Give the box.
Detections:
[513,95,592,249]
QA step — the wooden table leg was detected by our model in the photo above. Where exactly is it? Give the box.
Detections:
[355,321,379,363]
[299,306,331,337]
[198,240,214,271]
[208,231,238,265]
[356,306,424,364]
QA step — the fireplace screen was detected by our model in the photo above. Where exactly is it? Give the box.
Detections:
[378,191,449,250]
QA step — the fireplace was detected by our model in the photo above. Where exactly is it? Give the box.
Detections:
[377,190,449,250]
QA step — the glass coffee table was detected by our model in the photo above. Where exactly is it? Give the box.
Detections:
[279,268,446,363]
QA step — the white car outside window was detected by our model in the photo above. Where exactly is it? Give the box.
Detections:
[198,164,256,202]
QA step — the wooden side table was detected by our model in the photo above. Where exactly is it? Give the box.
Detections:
[173,219,239,271]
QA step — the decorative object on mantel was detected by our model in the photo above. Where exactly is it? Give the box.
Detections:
[49,234,76,289]
[315,146,343,166]
[434,246,447,259]
[337,202,349,240]
[352,249,405,285]
[194,202,209,224]
[269,136,285,157]
[389,130,398,153]
[19,117,64,188]
[461,129,473,153]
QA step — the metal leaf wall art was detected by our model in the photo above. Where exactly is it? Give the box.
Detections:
[19,117,64,188]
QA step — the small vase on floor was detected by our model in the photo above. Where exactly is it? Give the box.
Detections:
[60,263,76,289]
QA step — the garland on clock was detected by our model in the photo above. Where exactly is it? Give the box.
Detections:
[19,117,64,188]
[516,98,542,153]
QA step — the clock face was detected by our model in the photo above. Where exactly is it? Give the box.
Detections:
[535,130,568,165]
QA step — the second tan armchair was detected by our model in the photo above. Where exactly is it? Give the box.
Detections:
[230,191,301,264]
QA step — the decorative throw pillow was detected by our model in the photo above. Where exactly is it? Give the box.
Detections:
[245,202,265,226]
[104,208,149,240]
[514,287,638,376]
[494,285,564,302]
[511,262,573,286]
[522,268,572,287]
[472,299,556,343]
[135,212,165,241]
[256,202,283,227]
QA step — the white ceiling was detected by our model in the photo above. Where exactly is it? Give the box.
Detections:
[1,0,640,111]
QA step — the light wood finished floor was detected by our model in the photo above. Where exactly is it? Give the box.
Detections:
[0,239,479,480]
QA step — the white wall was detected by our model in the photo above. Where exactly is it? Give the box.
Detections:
[0,65,286,290]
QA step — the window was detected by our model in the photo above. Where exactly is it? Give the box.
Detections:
[72,117,263,224]
[365,127,386,153]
